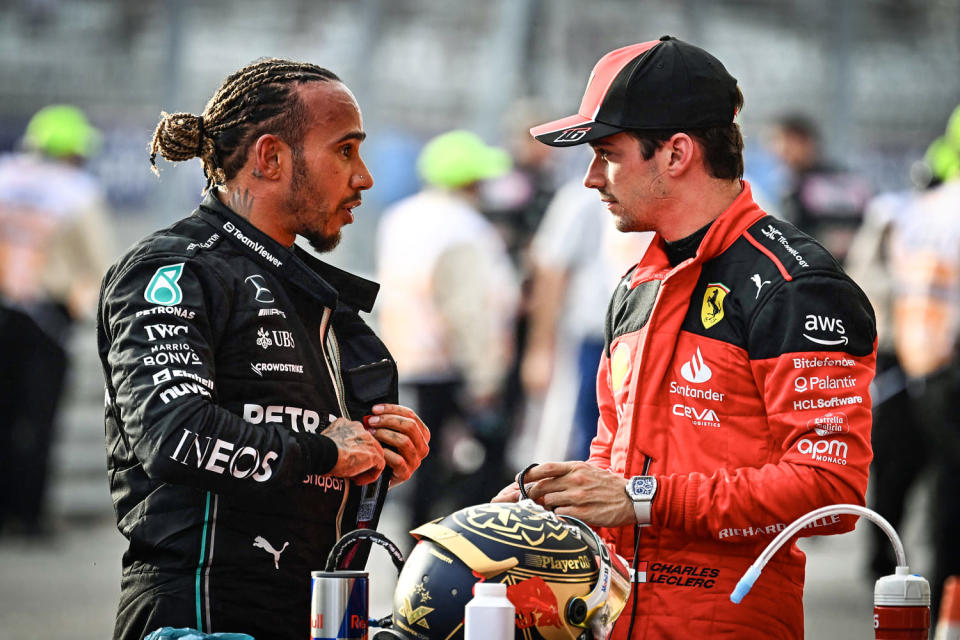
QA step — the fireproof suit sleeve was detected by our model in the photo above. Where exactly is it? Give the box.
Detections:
[652,273,876,541]
[588,350,617,470]
[589,271,652,472]
[101,255,338,494]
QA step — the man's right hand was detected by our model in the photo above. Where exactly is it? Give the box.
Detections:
[322,418,386,485]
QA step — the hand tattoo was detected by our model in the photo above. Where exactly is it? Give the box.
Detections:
[325,420,377,474]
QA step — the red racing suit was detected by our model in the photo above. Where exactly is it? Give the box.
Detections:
[590,184,876,639]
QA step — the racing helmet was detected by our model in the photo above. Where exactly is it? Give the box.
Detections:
[389,500,631,640]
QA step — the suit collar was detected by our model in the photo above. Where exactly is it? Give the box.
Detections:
[632,181,765,284]
[195,192,379,312]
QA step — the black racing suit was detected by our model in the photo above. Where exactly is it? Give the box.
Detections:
[98,193,398,640]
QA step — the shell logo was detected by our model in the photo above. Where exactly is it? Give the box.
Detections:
[610,342,632,393]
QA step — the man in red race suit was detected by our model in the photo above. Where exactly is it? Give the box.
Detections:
[495,36,876,639]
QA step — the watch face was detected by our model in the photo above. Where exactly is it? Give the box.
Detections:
[631,476,656,498]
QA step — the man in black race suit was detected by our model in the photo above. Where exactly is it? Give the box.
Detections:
[98,59,430,640]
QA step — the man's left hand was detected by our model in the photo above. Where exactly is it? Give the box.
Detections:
[522,461,636,528]
[366,404,430,487]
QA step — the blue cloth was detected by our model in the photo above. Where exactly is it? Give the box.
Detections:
[567,337,605,460]
[145,628,254,640]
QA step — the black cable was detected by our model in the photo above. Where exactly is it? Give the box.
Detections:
[626,457,652,637]
[626,523,641,639]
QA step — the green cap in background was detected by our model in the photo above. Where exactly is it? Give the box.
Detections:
[925,136,960,182]
[23,104,102,159]
[417,130,511,189]
[945,104,960,150]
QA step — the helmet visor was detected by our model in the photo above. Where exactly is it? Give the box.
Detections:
[559,515,631,636]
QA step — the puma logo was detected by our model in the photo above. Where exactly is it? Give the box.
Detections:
[750,273,771,299]
[253,535,289,570]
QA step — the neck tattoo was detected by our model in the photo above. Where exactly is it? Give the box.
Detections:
[228,188,254,217]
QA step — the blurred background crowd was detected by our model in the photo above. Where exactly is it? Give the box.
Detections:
[1,0,959,637]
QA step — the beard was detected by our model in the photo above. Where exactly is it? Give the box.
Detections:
[303,228,341,253]
[284,149,343,253]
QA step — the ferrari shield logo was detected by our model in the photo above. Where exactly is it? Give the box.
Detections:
[701,283,729,329]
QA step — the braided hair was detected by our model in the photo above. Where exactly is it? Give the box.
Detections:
[149,58,339,191]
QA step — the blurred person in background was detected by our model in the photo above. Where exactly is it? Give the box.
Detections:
[844,181,927,586]
[521,179,653,461]
[884,104,960,618]
[0,104,112,538]
[376,130,519,527]
[770,113,873,262]
[479,99,564,458]
[481,98,561,268]
[495,36,876,638]
[843,129,958,584]
[99,59,429,639]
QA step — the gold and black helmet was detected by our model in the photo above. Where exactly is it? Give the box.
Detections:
[387,500,631,640]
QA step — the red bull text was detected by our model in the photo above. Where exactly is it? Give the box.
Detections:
[310,570,369,640]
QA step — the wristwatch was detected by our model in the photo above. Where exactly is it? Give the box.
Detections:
[625,475,658,526]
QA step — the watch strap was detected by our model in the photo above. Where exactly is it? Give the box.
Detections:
[625,475,657,526]
[632,497,652,526]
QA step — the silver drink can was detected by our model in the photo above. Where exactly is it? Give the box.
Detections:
[310,570,369,640]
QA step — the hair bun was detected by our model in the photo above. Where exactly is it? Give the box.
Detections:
[149,111,204,165]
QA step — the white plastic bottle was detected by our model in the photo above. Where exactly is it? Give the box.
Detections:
[464,582,515,640]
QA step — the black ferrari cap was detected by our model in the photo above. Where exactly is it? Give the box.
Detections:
[531,36,739,147]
